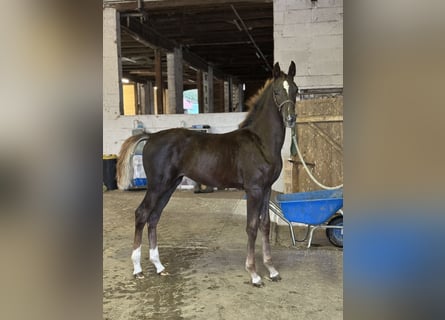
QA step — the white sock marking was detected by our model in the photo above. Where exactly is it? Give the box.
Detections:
[131,246,142,275]
[252,274,262,284]
[269,269,279,278]
[149,246,165,274]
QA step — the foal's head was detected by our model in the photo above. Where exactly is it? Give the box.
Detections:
[272,61,298,128]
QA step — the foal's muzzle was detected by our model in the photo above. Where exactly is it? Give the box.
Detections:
[285,114,297,128]
[278,99,296,128]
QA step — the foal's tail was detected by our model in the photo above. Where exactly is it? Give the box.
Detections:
[116,133,150,190]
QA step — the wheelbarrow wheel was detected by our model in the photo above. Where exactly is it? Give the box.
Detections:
[326,216,343,248]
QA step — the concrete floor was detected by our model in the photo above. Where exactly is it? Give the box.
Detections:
[103,189,343,320]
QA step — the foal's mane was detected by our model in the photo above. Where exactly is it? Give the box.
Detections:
[239,78,273,128]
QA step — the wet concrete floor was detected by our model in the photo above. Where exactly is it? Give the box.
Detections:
[103,189,343,320]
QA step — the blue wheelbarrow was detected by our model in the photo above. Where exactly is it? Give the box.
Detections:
[269,189,343,248]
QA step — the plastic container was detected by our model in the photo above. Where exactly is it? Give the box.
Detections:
[129,140,147,189]
[132,155,146,187]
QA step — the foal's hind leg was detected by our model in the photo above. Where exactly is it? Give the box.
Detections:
[131,193,152,278]
[146,177,183,275]
[131,178,181,278]
[259,188,281,281]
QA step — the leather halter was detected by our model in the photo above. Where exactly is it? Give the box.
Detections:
[273,91,294,112]
[272,81,294,112]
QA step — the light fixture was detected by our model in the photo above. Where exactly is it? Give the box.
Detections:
[122,78,130,84]
[153,86,158,90]
[188,65,199,72]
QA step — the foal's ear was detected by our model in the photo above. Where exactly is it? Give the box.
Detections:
[273,62,281,79]
[288,61,296,79]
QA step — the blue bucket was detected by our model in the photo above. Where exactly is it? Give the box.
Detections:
[133,178,147,187]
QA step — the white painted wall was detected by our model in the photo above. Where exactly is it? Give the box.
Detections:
[103,112,245,155]
[274,0,343,89]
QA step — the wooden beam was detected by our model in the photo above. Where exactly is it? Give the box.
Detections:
[197,70,204,114]
[207,66,214,113]
[228,77,233,112]
[154,49,164,114]
[145,81,154,114]
[108,0,273,11]
[296,115,343,124]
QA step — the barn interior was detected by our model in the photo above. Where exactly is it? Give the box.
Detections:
[105,0,275,114]
[103,1,344,319]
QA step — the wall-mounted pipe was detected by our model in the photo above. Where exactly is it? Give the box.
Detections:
[230,4,271,72]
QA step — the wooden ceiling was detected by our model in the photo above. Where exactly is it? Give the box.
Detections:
[107,0,273,91]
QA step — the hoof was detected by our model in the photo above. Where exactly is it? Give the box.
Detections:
[252,280,265,288]
[270,274,282,282]
[134,272,145,279]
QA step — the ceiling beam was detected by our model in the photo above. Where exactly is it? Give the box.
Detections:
[121,18,231,80]
[121,19,174,50]
[107,0,273,11]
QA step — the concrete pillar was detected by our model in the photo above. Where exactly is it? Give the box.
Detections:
[224,81,229,113]
[167,47,184,114]
[103,7,122,119]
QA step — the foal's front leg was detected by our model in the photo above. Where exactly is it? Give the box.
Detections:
[259,191,281,281]
[245,189,263,286]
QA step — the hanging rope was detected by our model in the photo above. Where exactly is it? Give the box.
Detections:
[291,129,343,190]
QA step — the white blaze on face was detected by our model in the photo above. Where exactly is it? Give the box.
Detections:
[283,80,289,95]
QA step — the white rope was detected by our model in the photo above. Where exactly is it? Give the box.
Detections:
[292,134,343,190]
